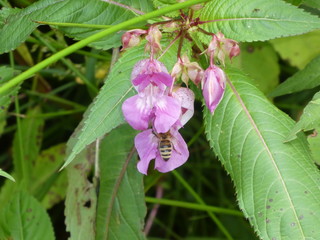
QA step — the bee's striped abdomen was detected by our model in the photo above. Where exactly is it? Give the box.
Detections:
[159,138,172,161]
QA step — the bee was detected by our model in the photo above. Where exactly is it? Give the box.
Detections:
[158,131,173,161]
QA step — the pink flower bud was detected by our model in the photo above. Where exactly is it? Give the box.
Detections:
[202,65,226,113]
[121,29,147,50]
[145,26,162,54]
[171,55,204,86]
[206,32,240,65]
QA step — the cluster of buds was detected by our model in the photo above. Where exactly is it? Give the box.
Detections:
[121,23,239,174]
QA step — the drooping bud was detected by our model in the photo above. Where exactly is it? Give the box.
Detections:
[121,29,147,50]
[145,26,162,55]
[206,32,240,65]
[171,55,203,86]
[202,64,226,113]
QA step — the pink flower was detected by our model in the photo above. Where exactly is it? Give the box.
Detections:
[135,129,189,174]
[131,59,173,92]
[202,65,226,113]
[172,87,195,127]
[122,84,181,132]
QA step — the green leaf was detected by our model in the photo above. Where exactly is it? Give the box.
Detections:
[204,68,320,239]
[65,144,97,240]
[232,42,280,94]
[0,0,153,54]
[284,0,302,5]
[0,66,20,135]
[270,55,320,97]
[270,30,320,69]
[96,125,146,240]
[0,169,15,182]
[63,38,180,169]
[200,0,320,42]
[0,106,44,211]
[286,91,320,141]
[12,106,44,184]
[29,144,67,209]
[308,131,320,165]
[302,0,320,9]
[2,191,55,240]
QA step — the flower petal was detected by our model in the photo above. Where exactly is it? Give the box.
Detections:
[155,130,189,173]
[154,96,181,133]
[122,95,152,130]
[151,72,173,87]
[135,130,158,175]
[173,87,195,126]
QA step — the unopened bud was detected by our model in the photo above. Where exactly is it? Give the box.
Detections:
[121,29,147,50]
[145,26,162,54]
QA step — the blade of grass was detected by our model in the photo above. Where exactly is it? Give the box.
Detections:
[145,197,243,216]
[172,170,234,240]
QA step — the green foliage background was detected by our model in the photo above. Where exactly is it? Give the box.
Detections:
[0,0,320,239]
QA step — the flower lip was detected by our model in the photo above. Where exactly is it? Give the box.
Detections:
[135,129,189,174]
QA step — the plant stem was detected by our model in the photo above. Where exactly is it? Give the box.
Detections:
[145,197,243,216]
[0,0,209,95]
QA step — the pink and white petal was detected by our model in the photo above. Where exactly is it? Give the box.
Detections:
[155,131,189,173]
[122,95,152,130]
[131,59,149,81]
[154,96,181,133]
[151,72,173,87]
[173,87,194,126]
[135,130,158,175]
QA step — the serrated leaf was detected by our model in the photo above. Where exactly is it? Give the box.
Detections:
[270,30,320,69]
[65,144,97,240]
[2,191,55,240]
[152,0,180,17]
[96,125,146,240]
[284,0,302,6]
[286,91,320,141]
[200,0,320,42]
[270,55,320,97]
[0,66,20,135]
[233,42,280,94]
[204,68,320,239]
[0,0,153,54]
[0,169,15,182]
[302,0,320,9]
[64,38,180,169]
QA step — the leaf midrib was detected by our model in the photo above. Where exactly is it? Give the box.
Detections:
[206,17,320,24]
[227,78,305,238]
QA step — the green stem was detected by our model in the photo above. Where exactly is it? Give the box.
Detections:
[145,197,243,216]
[0,0,209,95]
[173,170,235,240]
